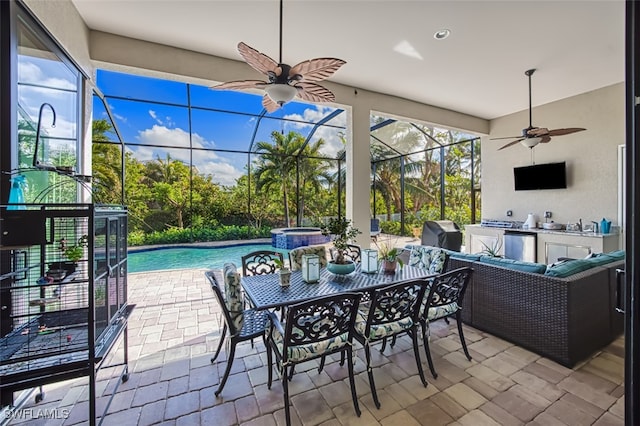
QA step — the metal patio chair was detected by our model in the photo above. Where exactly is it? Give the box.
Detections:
[265,292,362,426]
[354,279,429,409]
[419,267,473,379]
[205,266,269,396]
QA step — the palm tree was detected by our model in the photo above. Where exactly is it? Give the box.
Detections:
[92,119,123,204]
[296,138,334,221]
[254,131,303,227]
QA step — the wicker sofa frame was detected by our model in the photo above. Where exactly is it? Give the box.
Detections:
[444,257,624,367]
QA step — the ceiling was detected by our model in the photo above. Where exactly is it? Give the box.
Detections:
[71,0,625,121]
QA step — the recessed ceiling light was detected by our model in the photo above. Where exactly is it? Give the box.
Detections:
[434,29,451,40]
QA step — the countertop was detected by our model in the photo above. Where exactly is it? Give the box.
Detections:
[465,224,617,238]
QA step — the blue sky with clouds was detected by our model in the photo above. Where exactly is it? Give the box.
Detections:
[95,70,346,186]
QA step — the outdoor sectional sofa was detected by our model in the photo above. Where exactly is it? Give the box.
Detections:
[407,245,625,367]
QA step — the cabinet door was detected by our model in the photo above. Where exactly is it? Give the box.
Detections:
[546,242,592,263]
[567,245,591,259]
[546,243,567,264]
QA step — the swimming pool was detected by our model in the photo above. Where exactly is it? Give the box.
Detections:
[128,244,289,273]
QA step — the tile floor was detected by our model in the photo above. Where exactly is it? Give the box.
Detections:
[8,268,625,425]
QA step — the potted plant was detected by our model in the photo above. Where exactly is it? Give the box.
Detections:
[273,258,291,287]
[377,240,404,274]
[54,235,88,274]
[321,217,361,275]
[480,239,503,257]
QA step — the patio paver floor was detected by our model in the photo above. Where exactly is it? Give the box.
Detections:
[7,267,625,425]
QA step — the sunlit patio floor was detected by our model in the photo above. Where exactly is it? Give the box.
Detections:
[9,266,625,425]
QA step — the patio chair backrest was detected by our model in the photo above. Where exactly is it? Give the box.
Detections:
[288,245,328,271]
[422,267,473,321]
[241,250,284,276]
[223,263,244,332]
[282,292,362,362]
[364,279,427,339]
[408,245,450,274]
[205,268,243,336]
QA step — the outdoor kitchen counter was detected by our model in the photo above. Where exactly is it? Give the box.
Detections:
[465,224,621,263]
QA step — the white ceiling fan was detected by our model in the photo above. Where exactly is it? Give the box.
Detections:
[211,0,346,113]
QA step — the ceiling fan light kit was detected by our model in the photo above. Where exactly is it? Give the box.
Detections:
[264,84,297,104]
[520,136,542,148]
[492,68,586,151]
[211,0,345,113]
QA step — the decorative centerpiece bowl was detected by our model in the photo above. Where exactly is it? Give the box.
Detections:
[326,261,356,275]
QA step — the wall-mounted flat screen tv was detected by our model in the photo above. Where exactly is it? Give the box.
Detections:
[514,162,567,191]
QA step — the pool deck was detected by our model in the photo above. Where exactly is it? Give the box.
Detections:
[128,238,273,252]
[8,236,626,425]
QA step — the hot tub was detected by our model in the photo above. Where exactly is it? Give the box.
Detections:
[271,227,330,249]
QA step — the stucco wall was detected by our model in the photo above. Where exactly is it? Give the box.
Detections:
[484,83,624,228]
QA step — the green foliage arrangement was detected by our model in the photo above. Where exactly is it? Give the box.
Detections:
[320,217,361,264]
[480,239,503,257]
[59,235,88,262]
[376,240,404,266]
[127,224,272,246]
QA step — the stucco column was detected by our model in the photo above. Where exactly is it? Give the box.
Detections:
[346,103,372,248]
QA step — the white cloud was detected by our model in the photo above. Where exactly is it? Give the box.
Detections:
[18,62,76,90]
[132,125,241,186]
[197,157,243,187]
[283,106,347,157]
[148,110,162,125]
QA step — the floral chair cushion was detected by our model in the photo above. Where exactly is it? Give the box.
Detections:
[289,245,328,271]
[354,310,414,341]
[427,302,459,321]
[272,326,349,363]
[223,262,244,332]
[408,246,448,274]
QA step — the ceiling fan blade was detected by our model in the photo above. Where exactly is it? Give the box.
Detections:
[527,127,550,136]
[546,127,586,136]
[211,80,268,90]
[237,42,280,76]
[498,138,525,150]
[490,135,524,140]
[290,58,346,83]
[295,82,335,103]
[539,136,552,143]
[262,94,281,113]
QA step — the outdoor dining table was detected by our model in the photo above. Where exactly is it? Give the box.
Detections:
[241,264,433,310]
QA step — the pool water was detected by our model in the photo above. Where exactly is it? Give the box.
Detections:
[128,244,289,273]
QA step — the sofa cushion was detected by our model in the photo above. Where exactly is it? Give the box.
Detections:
[478,255,547,274]
[583,254,619,268]
[602,250,625,262]
[544,259,595,278]
[444,249,482,262]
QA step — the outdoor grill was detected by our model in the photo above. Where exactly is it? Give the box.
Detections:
[0,205,132,424]
[421,220,463,251]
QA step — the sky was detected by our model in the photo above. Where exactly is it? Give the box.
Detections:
[20,58,474,188]
[94,69,348,186]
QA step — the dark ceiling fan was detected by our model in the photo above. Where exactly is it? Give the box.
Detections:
[492,69,586,150]
[211,0,345,113]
